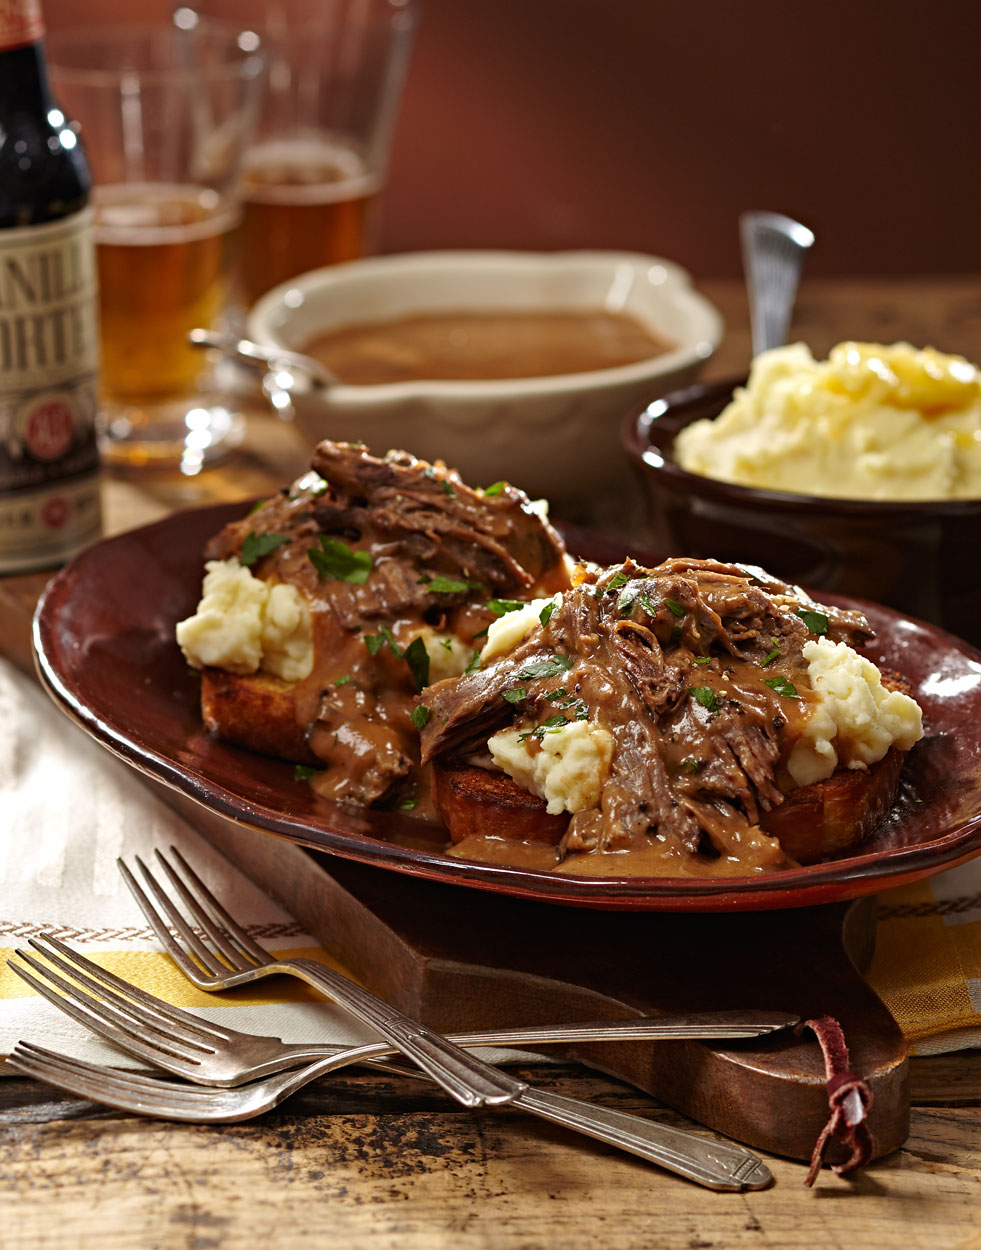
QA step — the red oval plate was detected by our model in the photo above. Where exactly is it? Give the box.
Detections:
[33,502,981,911]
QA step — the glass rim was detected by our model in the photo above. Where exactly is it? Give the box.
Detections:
[47,22,264,87]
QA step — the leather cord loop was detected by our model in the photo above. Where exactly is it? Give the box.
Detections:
[803,1015,874,1187]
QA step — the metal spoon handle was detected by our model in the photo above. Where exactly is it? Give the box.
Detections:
[740,210,814,356]
[188,328,336,387]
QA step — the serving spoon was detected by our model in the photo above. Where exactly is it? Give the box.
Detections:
[740,211,814,355]
[188,328,337,390]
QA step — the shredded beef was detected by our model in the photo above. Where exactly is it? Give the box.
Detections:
[420,556,873,864]
[201,441,570,806]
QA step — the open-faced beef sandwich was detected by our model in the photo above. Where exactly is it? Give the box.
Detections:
[176,441,573,808]
[417,557,923,875]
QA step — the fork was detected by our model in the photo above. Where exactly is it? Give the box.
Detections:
[5,1039,773,1191]
[112,848,779,1189]
[8,932,800,1087]
[118,848,527,1110]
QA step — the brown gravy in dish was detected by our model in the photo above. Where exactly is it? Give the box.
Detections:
[302,310,674,384]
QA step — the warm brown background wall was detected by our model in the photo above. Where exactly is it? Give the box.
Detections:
[42,0,981,279]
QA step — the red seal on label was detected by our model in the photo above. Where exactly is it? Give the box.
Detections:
[41,495,71,530]
[26,398,74,461]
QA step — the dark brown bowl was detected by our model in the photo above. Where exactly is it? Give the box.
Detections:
[622,376,981,647]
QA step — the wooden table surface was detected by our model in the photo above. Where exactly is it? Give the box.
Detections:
[3,278,981,1250]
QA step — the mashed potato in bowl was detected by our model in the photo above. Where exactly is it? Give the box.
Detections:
[674,341,981,500]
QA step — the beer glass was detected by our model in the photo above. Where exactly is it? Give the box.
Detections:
[49,21,263,473]
[200,0,417,305]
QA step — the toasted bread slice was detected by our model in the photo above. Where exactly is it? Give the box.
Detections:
[200,667,318,765]
[433,760,569,844]
[431,746,907,866]
[758,747,904,863]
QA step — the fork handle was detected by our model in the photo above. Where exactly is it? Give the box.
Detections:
[352,1057,770,1190]
[514,1088,771,1191]
[273,957,524,1109]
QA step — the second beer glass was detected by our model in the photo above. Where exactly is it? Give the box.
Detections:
[204,0,417,304]
[50,22,263,472]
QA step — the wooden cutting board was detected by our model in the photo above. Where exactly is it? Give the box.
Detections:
[174,798,908,1165]
[1,564,908,1165]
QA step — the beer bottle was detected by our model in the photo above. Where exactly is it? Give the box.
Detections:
[0,0,101,573]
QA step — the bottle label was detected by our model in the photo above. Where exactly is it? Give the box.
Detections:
[0,0,44,51]
[0,209,102,571]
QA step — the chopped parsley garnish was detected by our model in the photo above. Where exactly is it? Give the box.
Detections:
[482,481,507,496]
[760,646,780,668]
[439,638,453,651]
[487,598,525,616]
[308,535,372,584]
[441,480,456,498]
[516,654,574,680]
[669,624,683,645]
[617,588,639,616]
[308,477,328,497]
[364,625,402,659]
[690,685,719,713]
[410,704,430,729]
[426,575,472,595]
[765,676,800,698]
[502,686,527,704]
[519,715,570,742]
[665,598,686,618]
[424,466,437,479]
[682,757,704,775]
[398,795,419,811]
[796,608,829,635]
[363,633,385,657]
[247,499,266,516]
[693,656,711,666]
[404,636,430,691]
[294,764,318,781]
[472,625,489,640]
[638,592,658,617]
[539,602,555,626]
[541,689,589,719]
[594,570,630,600]
[465,649,482,674]
[333,674,352,687]
[240,531,290,567]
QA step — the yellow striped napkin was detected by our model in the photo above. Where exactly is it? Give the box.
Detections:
[0,658,380,1069]
[867,857,981,1055]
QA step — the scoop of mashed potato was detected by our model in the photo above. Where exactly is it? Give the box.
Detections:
[480,596,562,664]
[176,559,314,682]
[674,341,981,500]
[414,627,473,683]
[489,720,615,815]
[787,637,924,787]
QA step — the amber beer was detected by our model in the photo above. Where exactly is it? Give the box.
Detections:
[238,139,381,303]
[94,184,236,403]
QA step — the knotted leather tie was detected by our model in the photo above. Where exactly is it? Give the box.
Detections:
[803,1015,874,1186]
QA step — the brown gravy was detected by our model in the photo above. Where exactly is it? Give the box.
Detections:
[302,309,674,384]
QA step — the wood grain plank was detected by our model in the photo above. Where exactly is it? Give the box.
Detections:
[1,1067,979,1250]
